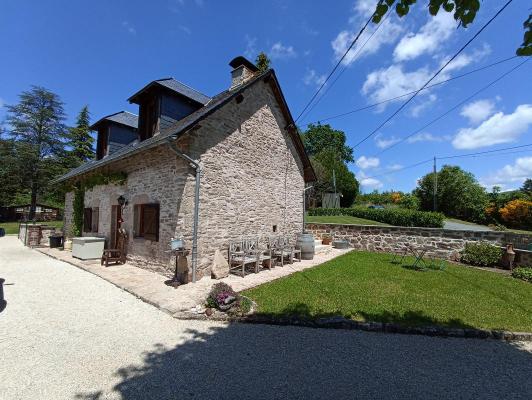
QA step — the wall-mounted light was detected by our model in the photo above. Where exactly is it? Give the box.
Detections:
[117,195,128,207]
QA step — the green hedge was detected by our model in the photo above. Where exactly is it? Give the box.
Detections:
[307,207,444,228]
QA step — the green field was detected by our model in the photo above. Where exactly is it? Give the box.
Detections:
[0,221,63,235]
[244,251,532,332]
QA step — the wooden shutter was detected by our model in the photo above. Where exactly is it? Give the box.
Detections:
[91,207,99,233]
[133,205,141,237]
[142,204,159,241]
[83,208,92,233]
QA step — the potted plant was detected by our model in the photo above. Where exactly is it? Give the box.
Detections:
[322,234,332,245]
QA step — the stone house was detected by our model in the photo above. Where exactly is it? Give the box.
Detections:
[57,56,315,281]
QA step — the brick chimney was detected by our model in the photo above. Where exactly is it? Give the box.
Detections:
[229,56,259,90]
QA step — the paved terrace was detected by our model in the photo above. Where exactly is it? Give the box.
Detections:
[35,238,351,317]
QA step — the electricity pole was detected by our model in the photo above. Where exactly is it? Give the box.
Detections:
[433,156,438,212]
[333,169,337,207]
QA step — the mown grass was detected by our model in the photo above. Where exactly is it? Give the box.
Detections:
[305,215,387,226]
[0,220,63,235]
[243,251,532,332]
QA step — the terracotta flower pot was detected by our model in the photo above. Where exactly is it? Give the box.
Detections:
[322,238,332,245]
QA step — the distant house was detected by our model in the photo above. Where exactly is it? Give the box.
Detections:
[56,56,315,282]
[0,204,61,222]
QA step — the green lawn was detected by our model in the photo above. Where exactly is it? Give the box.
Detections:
[0,220,63,235]
[305,215,387,225]
[243,251,532,332]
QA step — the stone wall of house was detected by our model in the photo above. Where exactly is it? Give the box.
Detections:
[306,223,532,267]
[63,79,305,279]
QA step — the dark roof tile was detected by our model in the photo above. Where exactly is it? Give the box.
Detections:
[90,111,138,130]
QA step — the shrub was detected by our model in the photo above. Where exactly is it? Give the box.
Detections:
[461,242,502,267]
[307,206,444,228]
[499,199,532,229]
[512,267,532,283]
[398,193,420,210]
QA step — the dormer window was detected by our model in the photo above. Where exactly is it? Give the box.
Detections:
[128,78,211,142]
[91,111,138,160]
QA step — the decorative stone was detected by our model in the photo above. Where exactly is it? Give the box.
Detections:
[211,249,229,279]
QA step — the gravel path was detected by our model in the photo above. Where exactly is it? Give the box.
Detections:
[1,236,531,399]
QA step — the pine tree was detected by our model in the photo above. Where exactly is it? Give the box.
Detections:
[255,52,271,72]
[69,105,94,164]
[6,86,68,219]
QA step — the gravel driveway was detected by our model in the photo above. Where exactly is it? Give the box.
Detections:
[1,236,531,399]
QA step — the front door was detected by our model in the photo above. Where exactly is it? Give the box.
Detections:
[110,205,122,248]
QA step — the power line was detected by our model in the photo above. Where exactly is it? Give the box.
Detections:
[361,158,433,180]
[293,2,378,124]
[352,0,514,149]
[374,58,529,157]
[299,11,392,124]
[438,143,532,160]
[360,143,532,181]
[309,55,518,124]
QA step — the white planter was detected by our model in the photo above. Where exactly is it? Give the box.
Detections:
[72,237,105,260]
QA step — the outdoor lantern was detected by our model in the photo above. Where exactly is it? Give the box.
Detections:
[117,195,128,207]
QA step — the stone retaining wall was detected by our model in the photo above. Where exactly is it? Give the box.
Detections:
[306,223,532,267]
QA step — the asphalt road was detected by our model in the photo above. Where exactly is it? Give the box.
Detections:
[1,236,531,400]
[443,220,492,231]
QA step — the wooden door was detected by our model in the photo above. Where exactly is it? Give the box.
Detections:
[111,205,122,248]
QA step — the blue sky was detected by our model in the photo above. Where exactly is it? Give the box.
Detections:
[1,0,530,192]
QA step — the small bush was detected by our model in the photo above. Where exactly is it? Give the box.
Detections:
[307,206,444,228]
[512,267,532,283]
[461,242,502,267]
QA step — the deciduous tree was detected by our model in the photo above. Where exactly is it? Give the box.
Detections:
[414,165,488,222]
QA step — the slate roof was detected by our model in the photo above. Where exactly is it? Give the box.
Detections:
[90,111,138,130]
[127,78,211,105]
[55,69,315,183]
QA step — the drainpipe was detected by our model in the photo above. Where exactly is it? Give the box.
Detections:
[166,135,200,283]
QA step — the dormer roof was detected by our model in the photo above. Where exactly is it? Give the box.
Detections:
[90,111,138,130]
[127,78,211,105]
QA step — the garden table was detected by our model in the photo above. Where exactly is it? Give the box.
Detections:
[391,245,430,270]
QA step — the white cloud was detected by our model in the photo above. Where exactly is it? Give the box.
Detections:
[375,134,401,149]
[409,94,437,117]
[178,25,191,35]
[387,164,403,171]
[362,64,433,108]
[269,42,296,60]
[303,69,326,88]
[452,104,532,149]
[406,132,450,143]
[393,12,456,62]
[121,21,136,35]
[331,1,404,66]
[356,156,380,169]
[362,45,492,113]
[244,35,257,59]
[460,99,496,125]
[443,43,491,73]
[358,171,383,189]
[482,157,532,190]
